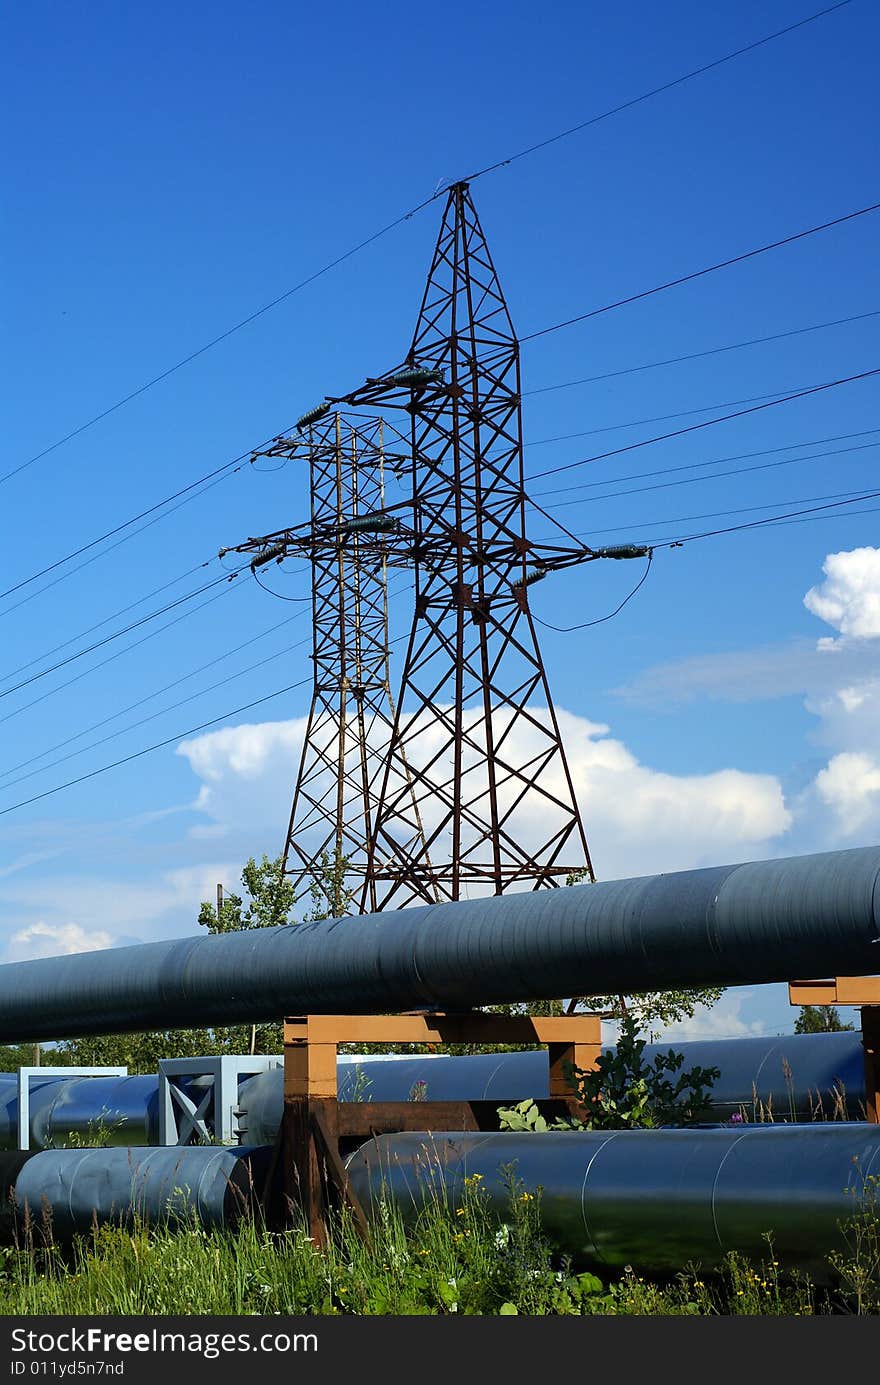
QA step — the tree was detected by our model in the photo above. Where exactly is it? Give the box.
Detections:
[794,1004,854,1034]
[499,1011,720,1132]
[197,853,296,933]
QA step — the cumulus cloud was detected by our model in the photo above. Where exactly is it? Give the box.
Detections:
[813,752,880,837]
[804,547,880,642]
[176,705,790,882]
[0,863,240,955]
[176,718,305,839]
[639,992,768,1044]
[5,921,115,962]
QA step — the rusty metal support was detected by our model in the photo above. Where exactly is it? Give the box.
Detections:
[789,976,880,1123]
[221,183,603,918]
[278,1011,601,1242]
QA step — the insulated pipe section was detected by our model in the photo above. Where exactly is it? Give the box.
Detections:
[1,845,879,1040]
[8,1146,270,1242]
[237,1031,867,1144]
[0,1032,863,1150]
[345,1125,880,1282]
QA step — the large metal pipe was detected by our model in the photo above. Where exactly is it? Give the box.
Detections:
[239,1030,867,1143]
[345,1124,880,1282]
[0,846,879,1041]
[6,1146,270,1242]
[0,1032,864,1150]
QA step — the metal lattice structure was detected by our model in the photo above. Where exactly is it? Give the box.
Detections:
[335,182,595,908]
[223,183,651,913]
[227,413,430,914]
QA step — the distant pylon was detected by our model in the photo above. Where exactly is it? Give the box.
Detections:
[224,412,433,915]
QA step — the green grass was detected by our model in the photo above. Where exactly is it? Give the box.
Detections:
[0,1172,875,1316]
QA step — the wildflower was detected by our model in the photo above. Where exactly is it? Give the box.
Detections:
[519,1192,534,1202]
[455,1208,466,1217]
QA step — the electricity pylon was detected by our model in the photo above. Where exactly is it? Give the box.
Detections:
[223,183,649,913]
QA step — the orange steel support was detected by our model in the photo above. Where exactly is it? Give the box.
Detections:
[789,977,880,1124]
[279,1011,602,1242]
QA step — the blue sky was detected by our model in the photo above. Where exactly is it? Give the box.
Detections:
[2,1,879,1039]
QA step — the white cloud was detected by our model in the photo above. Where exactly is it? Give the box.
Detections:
[176,718,305,839]
[176,706,791,882]
[5,921,115,962]
[814,751,880,836]
[648,992,768,1044]
[804,547,880,641]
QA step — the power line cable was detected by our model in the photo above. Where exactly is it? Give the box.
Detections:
[0,559,214,683]
[0,582,247,731]
[525,367,880,485]
[0,636,312,794]
[522,201,880,344]
[532,554,654,632]
[0,581,417,792]
[579,484,880,538]
[522,308,880,398]
[0,568,246,702]
[252,568,315,602]
[0,616,415,818]
[0,468,244,626]
[540,438,880,510]
[0,610,306,782]
[0,681,315,818]
[8,2,854,482]
[0,440,267,605]
[531,427,880,499]
[525,384,875,449]
[466,2,854,184]
[657,488,880,547]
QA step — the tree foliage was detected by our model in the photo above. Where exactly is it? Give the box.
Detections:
[499,1012,719,1132]
[794,1004,854,1034]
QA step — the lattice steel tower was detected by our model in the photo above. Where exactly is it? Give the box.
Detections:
[225,412,430,915]
[223,183,649,912]
[334,182,597,908]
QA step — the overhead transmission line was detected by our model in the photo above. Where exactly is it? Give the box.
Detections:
[0,615,415,818]
[523,307,880,398]
[0,610,306,782]
[0,566,246,702]
[532,553,655,633]
[0,581,248,731]
[0,681,315,818]
[539,437,880,511]
[581,484,880,539]
[521,201,880,344]
[0,579,417,793]
[7,2,855,484]
[525,366,880,485]
[0,438,271,607]
[6,305,873,619]
[532,427,880,499]
[0,635,311,794]
[525,378,878,449]
[657,487,880,547]
[0,558,215,682]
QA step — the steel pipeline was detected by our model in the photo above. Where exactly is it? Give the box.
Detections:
[345,1124,880,1282]
[0,846,879,1040]
[0,1032,865,1149]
